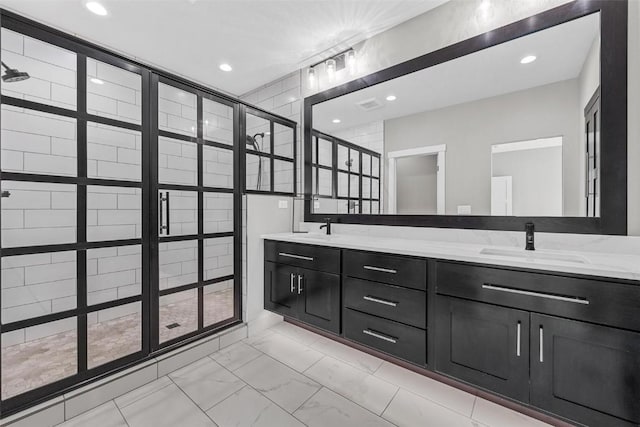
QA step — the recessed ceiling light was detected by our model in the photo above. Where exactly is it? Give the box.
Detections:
[86,1,108,16]
[386,95,397,101]
[219,63,233,72]
[520,55,537,64]
[332,119,341,124]
[90,77,104,85]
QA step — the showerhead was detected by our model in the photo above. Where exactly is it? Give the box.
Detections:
[1,62,29,83]
[246,133,265,152]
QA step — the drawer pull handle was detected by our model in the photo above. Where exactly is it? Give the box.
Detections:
[516,321,521,357]
[363,265,397,274]
[363,295,398,307]
[298,275,303,294]
[279,252,314,261]
[362,329,397,344]
[290,273,295,293]
[481,284,589,305]
[539,326,544,363]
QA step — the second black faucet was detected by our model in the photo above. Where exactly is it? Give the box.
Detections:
[320,218,331,235]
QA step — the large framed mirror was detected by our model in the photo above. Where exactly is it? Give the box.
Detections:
[304,0,627,234]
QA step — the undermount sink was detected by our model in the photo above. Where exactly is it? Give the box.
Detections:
[479,248,589,264]
[294,233,336,241]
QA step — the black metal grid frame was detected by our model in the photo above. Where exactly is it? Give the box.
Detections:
[0,12,152,415]
[310,130,381,214]
[152,74,240,350]
[304,0,628,235]
[0,7,296,418]
[244,106,296,196]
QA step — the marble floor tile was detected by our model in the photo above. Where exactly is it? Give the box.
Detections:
[169,357,245,411]
[207,385,305,427]
[310,334,384,374]
[211,341,263,371]
[374,361,476,416]
[294,387,394,427]
[234,354,321,412]
[383,389,484,427]
[472,397,552,427]
[58,401,127,427]
[269,321,323,346]
[247,330,323,372]
[114,376,173,409]
[304,356,398,415]
[118,382,215,427]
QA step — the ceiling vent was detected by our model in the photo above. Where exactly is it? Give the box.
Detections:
[356,97,383,111]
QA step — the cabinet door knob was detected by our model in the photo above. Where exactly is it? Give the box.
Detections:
[297,275,303,294]
[290,273,295,293]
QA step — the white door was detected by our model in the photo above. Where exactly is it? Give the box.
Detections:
[491,176,513,215]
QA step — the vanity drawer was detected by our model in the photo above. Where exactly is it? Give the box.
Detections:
[265,240,340,274]
[344,277,426,329]
[343,250,427,291]
[436,261,640,332]
[344,308,426,366]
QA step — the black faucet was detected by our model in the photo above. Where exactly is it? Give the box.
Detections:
[319,218,331,235]
[525,222,535,251]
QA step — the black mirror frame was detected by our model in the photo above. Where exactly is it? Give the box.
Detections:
[304,0,627,235]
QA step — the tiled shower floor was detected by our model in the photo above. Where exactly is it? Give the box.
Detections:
[55,321,552,427]
[1,289,234,400]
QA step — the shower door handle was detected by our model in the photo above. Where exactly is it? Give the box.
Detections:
[159,192,170,235]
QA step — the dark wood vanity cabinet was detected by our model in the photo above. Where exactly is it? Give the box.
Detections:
[435,260,640,427]
[342,250,428,366]
[264,241,341,333]
[263,241,640,427]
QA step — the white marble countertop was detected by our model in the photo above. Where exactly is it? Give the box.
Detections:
[261,232,640,282]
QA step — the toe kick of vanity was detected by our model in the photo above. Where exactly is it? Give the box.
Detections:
[263,238,640,427]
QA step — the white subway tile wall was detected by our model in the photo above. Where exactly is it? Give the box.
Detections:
[273,123,294,158]
[1,181,77,248]
[87,122,142,181]
[159,240,198,291]
[334,122,384,156]
[203,98,234,145]
[164,190,198,236]
[246,154,270,191]
[1,105,77,177]
[240,72,301,191]
[273,160,294,193]
[203,144,233,188]
[318,168,332,196]
[87,186,142,241]
[86,245,142,306]
[159,136,197,186]
[1,28,77,110]
[158,83,197,137]
[87,58,142,125]
[204,236,234,280]
[204,192,234,234]
[1,251,77,324]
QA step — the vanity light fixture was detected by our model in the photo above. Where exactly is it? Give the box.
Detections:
[386,95,397,101]
[332,118,341,124]
[90,77,104,85]
[520,55,537,64]
[86,1,108,16]
[307,66,317,89]
[346,49,357,75]
[326,58,337,82]
[219,63,233,72]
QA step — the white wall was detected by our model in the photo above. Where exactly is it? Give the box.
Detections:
[384,79,581,216]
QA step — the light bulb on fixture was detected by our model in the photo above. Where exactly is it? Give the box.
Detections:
[307,67,316,89]
[346,49,357,75]
[326,58,336,82]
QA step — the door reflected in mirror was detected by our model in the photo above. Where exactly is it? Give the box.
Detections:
[310,12,600,217]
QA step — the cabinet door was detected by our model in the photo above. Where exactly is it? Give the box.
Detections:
[264,261,297,317]
[435,296,530,402]
[296,268,341,334]
[531,314,640,427]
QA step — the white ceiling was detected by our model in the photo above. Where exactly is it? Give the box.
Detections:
[314,12,600,133]
[0,0,448,96]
